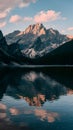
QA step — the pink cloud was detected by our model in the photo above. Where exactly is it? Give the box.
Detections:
[34,10,61,23]
[68,27,73,31]
[19,0,36,8]
[9,9,66,25]
[0,12,7,19]
[0,0,37,11]
[0,8,11,19]
[9,15,21,23]
[0,0,37,20]
[24,17,33,22]
[22,10,64,24]
[0,22,6,28]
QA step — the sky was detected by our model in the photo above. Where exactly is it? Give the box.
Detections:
[0,0,73,35]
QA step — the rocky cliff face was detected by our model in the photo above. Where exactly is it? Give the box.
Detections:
[5,23,70,58]
[0,30,3,40]
[24,23,46,36]
[0,30,23,65]
[0,30,8,51]
[0,30,10,64]
[0,28,73,66]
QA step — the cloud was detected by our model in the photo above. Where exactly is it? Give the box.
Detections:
[3,9,66,29]
[68,27,73,31]
[0,0,36,11]
[0,8,11,19]
[22,10,65,23]
[19,0,36,8]
[9,15,32,24]
[0,0,37,20]
[9,15,21,23]
[23,17,33,22]
[0,22,6,28]
[34,10,61,23]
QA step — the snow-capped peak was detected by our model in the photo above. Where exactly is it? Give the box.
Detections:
[49,28,56,35]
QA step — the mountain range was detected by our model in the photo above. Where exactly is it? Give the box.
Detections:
[5,23,70,58]
[0,23,73,66]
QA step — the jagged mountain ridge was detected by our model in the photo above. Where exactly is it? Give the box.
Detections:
[0,29,73,65]
[5,23,70,58]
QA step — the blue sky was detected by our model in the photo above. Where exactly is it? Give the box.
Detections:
[0,0,73,35]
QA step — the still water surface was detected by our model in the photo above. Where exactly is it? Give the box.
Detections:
[0,67,73,130]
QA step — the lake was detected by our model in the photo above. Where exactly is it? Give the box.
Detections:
[0,67,73,130]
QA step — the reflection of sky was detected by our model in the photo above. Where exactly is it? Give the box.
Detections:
[0,93,73,129]
[34,109,59,123]
[0,100,60,127]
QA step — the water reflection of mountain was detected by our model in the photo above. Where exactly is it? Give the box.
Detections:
[0,68,73,106]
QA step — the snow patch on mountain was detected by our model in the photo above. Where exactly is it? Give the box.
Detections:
[21,48,37,58]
